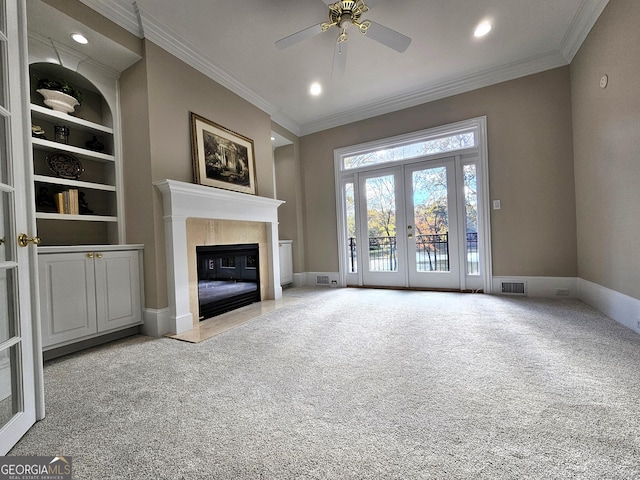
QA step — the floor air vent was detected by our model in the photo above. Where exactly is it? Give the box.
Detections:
[316,275,330,286]
[501,282,526,295]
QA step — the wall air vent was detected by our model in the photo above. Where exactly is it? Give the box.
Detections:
[316,275,330,286]
[501,282,526,295]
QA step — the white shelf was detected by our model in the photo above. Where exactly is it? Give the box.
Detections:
[32,137,115,162]
[36,212,118,222]
[30,104,113,134]
[33,174,116,192]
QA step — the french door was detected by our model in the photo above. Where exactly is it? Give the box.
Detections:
[358,157,462,289]
[0,0,41,454]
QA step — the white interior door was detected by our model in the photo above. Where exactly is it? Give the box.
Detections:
[357,158,462,290]
[0,0,40,455]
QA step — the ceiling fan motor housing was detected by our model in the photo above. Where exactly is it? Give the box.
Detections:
[328,0,369,29]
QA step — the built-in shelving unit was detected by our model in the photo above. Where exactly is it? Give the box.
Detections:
[29,62,121,246]
[27,10,145,357]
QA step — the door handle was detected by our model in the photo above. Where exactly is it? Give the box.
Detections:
[407,233,413,238]
[18,233,41,247]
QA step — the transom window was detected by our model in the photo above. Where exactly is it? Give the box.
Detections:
[342,131,475,170]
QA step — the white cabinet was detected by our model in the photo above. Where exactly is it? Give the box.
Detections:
[38,246,143,350]
[279,240,293,286]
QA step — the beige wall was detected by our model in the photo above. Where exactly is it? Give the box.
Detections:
[121,41,277,309]
[300,68,578,277]
[571,0,640,300]
[274,144,306,273]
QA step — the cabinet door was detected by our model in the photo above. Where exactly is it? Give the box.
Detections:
[38,253,97,348]
[94,250,142,332]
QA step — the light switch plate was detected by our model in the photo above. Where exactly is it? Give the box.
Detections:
[493,200,501,210]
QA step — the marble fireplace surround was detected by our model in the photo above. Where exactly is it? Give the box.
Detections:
[155,179,284,334]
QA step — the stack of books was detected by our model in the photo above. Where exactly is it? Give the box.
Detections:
[55,189,79,214]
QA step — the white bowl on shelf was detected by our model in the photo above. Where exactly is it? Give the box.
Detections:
[37,89,79,114]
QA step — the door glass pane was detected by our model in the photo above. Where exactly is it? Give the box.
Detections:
[0,116,8,184]
[0,0,5,35]
[412,166,450,272]
[0,189,13,262]
[344,182,357,273]
[365,175,397,272]
[0,267,17,343]
[464,164,479,275]
[0,39,6,110]
[0,346,20,429]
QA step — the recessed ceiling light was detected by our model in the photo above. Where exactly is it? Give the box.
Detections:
[309,82,322,96]
[474,21,492,38]
[71,33,89,45]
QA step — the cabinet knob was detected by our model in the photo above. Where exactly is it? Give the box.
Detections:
[18,233,41,247]
[87,253,94,258]
[96,253,103,258]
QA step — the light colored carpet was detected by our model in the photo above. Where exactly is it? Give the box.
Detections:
[9,287,640,479]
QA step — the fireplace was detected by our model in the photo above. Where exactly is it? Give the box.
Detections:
[155,179,284,335]
[197,243,260,319]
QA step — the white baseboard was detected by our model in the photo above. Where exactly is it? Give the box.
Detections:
[292,273,306,288]
[577,279,640,334]
[492,276,578,297]
[142,308,170,338]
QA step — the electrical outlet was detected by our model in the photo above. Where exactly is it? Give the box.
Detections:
[555,288,569,296]
[330,280,338,287]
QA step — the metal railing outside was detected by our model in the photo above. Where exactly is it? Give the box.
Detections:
[347,231,479,275]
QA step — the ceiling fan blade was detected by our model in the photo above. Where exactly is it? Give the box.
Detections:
[275,23,324,50]
[332,41,349,77]
[364,20,411,53]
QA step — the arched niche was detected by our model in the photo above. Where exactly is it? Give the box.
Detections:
[29,62,114,128]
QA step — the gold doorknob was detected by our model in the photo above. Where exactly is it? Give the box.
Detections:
[408,233,413,238]
[18,233,41,247]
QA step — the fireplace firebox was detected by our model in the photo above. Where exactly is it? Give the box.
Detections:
[196,243,260,320]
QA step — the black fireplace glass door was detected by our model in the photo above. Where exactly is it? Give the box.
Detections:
[197,244,260,319]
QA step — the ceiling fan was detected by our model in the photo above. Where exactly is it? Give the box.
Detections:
[275,0,412,76]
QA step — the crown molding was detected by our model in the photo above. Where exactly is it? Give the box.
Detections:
[559,0,609,62]
[298,50,568,136]
[78,0,142,37]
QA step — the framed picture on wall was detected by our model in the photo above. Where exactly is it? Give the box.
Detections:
[190,112,257,195]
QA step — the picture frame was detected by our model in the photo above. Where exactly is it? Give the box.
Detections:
[190,112,257,195]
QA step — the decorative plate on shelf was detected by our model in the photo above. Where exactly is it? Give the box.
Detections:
[46,151,84,179]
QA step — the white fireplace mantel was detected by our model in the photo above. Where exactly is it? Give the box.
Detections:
[155,179,285,334]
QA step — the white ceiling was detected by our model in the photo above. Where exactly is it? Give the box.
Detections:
[72,0,608,136]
